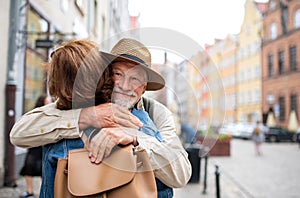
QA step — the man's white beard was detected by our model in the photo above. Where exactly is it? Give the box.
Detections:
[112,96,135,109]
[112,87,137,109]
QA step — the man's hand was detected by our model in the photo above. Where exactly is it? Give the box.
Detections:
[132,108,163,142]
[87,127,137,164]
[79,103,143,130]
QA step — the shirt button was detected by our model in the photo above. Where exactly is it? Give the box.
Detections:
[67,123,71,128]
[40,128,44,133]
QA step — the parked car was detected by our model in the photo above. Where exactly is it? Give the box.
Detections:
[235,122,255,140]
[218,123,240,137]
[264,127,297,142]
[296,128,300,147]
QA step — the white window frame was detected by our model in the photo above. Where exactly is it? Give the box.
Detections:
[270,23,277,40]
[294,10,300,29]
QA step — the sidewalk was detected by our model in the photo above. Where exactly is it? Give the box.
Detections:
[0,156,245,198]
[2,139,299,197]
[0,177,41,198]
[174,156,250,198]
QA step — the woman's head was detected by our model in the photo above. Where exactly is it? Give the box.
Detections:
[35,94,52,108]
[47,39,112,110]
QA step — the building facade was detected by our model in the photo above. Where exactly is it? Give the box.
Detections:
[218,35,238,124]
[206,40,226,128]
[236,0,267,123]
[262,0,300,130]
[196,50,211,131]
[187,53,205,130]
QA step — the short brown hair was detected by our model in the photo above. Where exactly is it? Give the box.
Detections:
[35,94,49,108]
[46,39,113,110]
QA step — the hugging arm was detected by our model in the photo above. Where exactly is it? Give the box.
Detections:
[136,98,192,188]
[10,98,191,188]
[10,103,81,148]
[10,102,142,148]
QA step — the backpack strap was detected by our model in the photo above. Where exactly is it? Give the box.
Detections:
[142,97,154,120]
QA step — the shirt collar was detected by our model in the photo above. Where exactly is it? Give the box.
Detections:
[135,97,145,110]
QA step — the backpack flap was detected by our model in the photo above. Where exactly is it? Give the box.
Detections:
[67,145,137,196]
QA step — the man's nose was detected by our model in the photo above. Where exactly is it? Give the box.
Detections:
[118,76,131,91]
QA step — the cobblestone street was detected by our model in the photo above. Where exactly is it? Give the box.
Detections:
[1,139,299,198]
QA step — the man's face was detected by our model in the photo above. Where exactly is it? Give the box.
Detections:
[111,61,147,109]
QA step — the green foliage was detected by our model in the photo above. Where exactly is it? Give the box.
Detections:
[197,125,231,141]
[198,126,218,138]
[218,134,231,141]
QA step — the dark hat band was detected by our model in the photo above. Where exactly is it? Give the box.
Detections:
[119,54,148,66]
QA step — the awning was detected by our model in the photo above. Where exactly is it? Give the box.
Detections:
[287,110,298,132]
[266,112,276,127]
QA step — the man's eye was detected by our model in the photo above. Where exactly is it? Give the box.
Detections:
[131,77,142,82]
[113,72,122,77]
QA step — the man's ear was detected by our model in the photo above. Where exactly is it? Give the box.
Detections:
[142,85,147,94]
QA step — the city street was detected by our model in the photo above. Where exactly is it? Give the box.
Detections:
[215,139,300,198]
[0,139,299,197]
[175,138,300,198]
[1,1,300,198]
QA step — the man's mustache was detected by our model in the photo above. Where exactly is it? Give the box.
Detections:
[112,87,138,97]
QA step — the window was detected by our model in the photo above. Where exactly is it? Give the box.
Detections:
[245,25,250,34]
[248,91,252,103]
[255,89,261,103]
[291,94,298,117]
[289,46,297,71]
[253,41,261,53]
[232,92,236,108]
[239,93,244,104]
[268,54,274,76]
[270,0,276,11]
[239,70,244,82]
[25,9,49,112]
[294,10,300,29]
[254,64,261,78]
[239,48,244,60]
[278,51,284,74]
[279,96,285,121]
[270,23,277,40]
[247,45,251,56]
[247,68,252,80]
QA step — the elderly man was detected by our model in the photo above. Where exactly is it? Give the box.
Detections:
[10,38,191,197]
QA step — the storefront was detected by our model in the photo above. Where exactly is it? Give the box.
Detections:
[23,8,49,112]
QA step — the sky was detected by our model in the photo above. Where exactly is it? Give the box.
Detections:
[128,0,269,63]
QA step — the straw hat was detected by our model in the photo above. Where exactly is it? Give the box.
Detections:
[101,38,165,91]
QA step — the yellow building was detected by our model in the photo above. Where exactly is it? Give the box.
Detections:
[236,0,267,123]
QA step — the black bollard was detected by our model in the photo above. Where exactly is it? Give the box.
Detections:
[215,164,220,198]
[202,153,208,194]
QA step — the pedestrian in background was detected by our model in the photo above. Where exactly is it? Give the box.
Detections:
[181,123,197,145]
[252,121,265,156]
[19,94,52,198]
